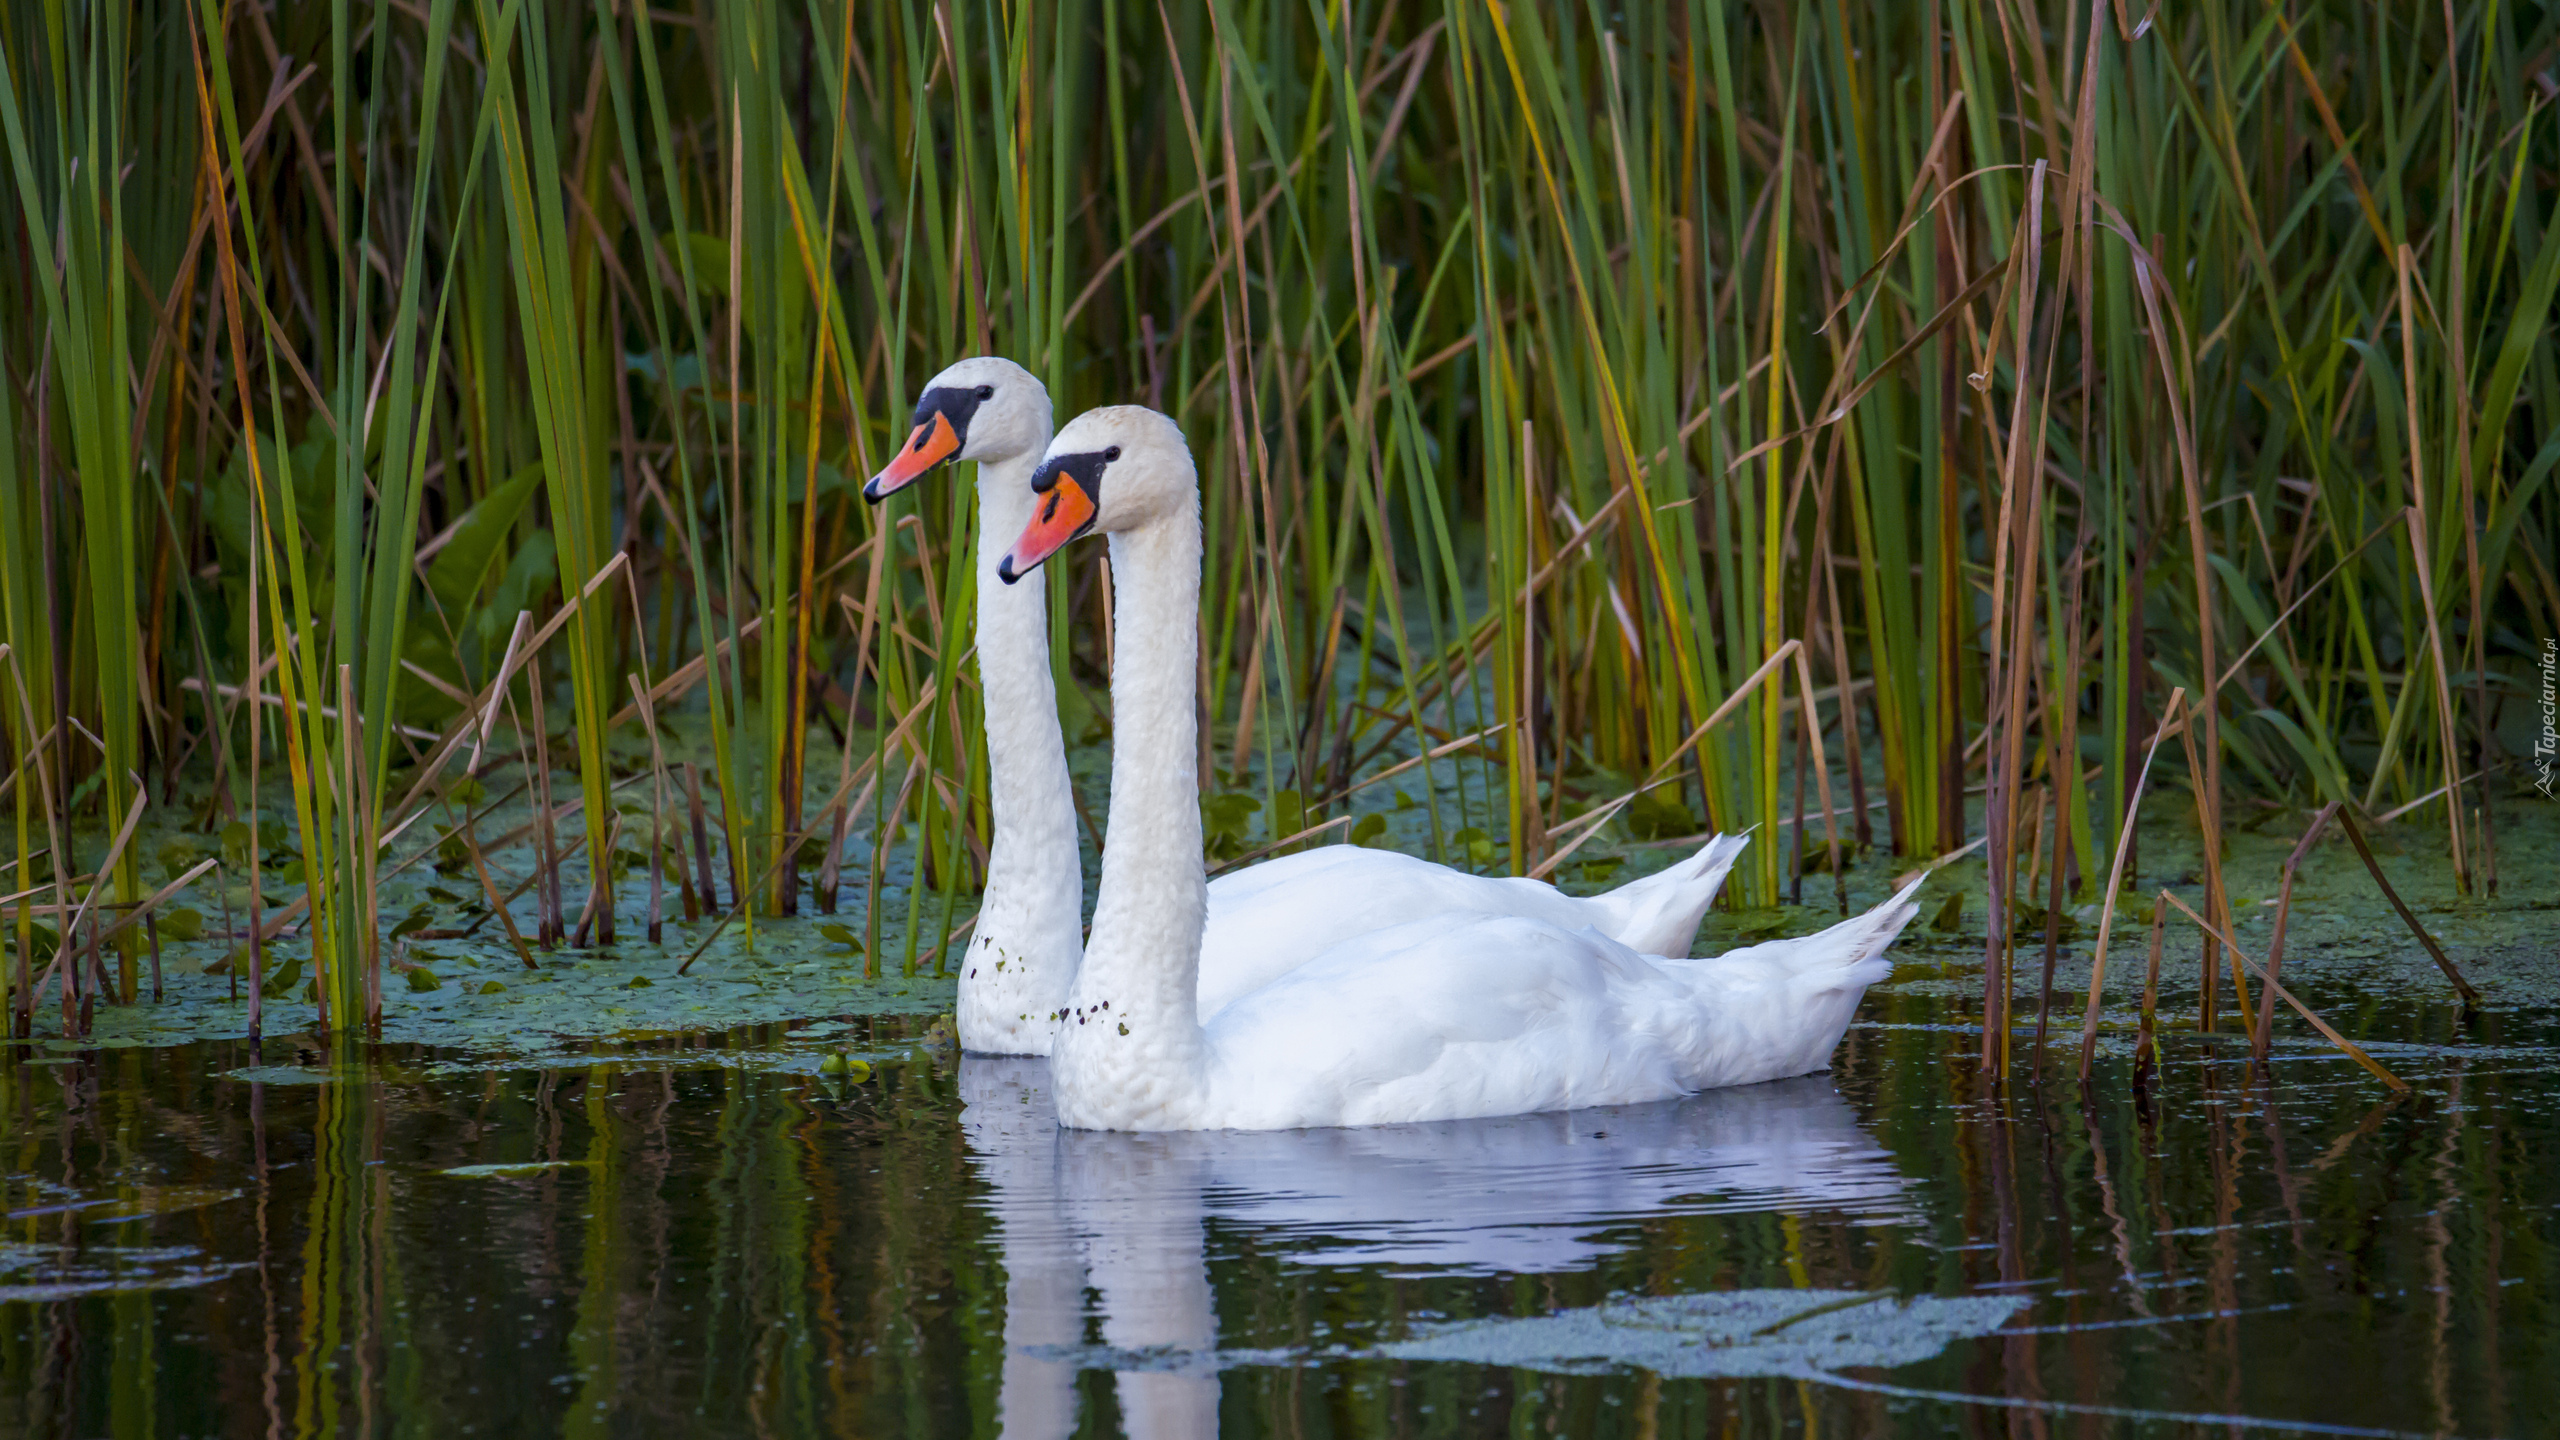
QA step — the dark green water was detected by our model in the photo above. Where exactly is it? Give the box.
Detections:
[5,960,2554,1438]
[8,798,2559,1437]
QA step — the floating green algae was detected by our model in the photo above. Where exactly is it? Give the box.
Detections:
[37,911,957,1062]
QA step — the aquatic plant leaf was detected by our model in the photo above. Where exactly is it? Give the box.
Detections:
[1202,792,1264,859]
[439,1161,595,1180]
[224,1066,339,1085]
[1929,892,1967,932]
[1378,1289,2028,1378]
[259,954,305,998]
[424,463,547,617]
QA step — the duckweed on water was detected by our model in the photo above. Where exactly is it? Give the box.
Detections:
[26,912,957,1065]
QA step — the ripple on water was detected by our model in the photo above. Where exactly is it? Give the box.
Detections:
[0,1241,253,1303]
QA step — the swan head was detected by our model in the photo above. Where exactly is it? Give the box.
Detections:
[996,406,1193,584]
[863,356,1051,502]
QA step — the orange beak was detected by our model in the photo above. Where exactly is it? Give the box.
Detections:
[864,410,962,500]
[997,474,1098,584]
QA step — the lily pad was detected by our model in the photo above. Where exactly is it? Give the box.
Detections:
[439,1161,595,1180]
[1378,1289,2029,1378]
[224,1066,340,1085]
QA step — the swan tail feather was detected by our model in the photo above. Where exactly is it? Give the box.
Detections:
[1586,832,1752,956]
[1780,871,1930,993]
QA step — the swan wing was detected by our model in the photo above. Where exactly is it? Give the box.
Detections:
[1195,835,1753,1017]
[1198,849,1593,1016]
[1198,914,1705,1129]
[1577,831,1752,956]
[1201,842,1374,904]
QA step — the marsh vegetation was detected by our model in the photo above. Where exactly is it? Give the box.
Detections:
[0,0,2550,1049]
[1,1,2556,1430]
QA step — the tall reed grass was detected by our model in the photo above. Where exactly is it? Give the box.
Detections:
[0,1,2550,1055]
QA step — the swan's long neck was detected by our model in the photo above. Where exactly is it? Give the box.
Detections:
[1053,504,1207,1127]
[958,438,1082,1052]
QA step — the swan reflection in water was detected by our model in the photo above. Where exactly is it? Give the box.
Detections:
[958,1058,1915,1438]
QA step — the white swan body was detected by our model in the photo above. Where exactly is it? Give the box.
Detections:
[1193,833,1742,1017]
[997,406,1926,1132]
[872,360,1745,1055]
[1186,895,1920,1130]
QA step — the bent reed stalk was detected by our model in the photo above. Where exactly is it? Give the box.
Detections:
[0,1,2548,1048]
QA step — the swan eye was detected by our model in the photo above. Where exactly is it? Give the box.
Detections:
[1103,445,1121,461]
[975,384,995,400]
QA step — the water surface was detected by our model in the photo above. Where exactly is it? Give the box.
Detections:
[7,954,2554,1438]
[10,800,2560,1437]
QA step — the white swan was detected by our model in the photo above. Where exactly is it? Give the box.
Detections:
[995,406,1928,1132]
[867,358,1746,1056]
[865,359,1085,1057]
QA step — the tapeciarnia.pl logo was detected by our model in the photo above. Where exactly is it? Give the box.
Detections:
[2539,637,2557,800]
